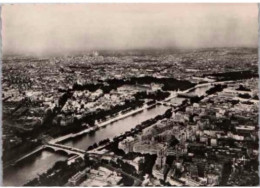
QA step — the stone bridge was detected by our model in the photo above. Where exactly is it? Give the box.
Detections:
[44,143,116,159]
[44,143,86,158]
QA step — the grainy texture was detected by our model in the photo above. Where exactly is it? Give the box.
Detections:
[1,4,259,186]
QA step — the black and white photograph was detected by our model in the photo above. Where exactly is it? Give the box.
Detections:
[1,3,259,186]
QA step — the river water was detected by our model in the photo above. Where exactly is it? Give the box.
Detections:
[3,104,169,186]
[3,150,67,186]
[62,105,169,150]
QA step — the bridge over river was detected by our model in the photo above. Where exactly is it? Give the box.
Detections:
[44,143,86,158]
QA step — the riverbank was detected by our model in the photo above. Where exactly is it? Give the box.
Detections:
[49,103,157,144]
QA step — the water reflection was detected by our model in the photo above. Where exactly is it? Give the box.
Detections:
[3,150,67,186]
[62,105,169,150]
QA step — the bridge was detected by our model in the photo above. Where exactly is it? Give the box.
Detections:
[12,142,120,166]
[164,80,236,102]
[45,143,118,159]
[44,143,86,158]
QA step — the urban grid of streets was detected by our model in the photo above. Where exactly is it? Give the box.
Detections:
[2,47,259,186]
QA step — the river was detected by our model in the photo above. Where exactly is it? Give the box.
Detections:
[61,105,169,150]
[3,104,169,186]
[3,150,67,186]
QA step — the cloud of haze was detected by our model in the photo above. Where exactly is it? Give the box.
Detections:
[2,4,258,56]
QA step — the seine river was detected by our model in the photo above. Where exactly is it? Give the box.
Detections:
[3,104,169,186]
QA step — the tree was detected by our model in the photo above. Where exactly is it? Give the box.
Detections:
[84,153,91,166]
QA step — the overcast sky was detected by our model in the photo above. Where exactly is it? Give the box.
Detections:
[2,4,258,56]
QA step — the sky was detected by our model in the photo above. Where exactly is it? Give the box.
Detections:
[2,3,258,56]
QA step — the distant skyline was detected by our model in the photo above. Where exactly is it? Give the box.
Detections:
[2,3,258,56]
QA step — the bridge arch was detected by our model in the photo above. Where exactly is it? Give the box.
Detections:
[44,146,72,157]
[55,149,72,156]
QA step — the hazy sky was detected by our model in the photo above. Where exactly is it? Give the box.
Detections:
[2,4,258,56]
